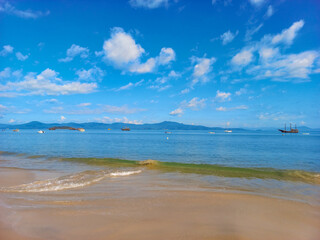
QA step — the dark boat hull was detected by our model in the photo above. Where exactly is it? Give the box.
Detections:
[278,129,299,133]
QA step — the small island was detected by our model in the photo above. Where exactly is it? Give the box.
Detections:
[48,126,85,132]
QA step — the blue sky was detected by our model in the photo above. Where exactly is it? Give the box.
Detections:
[0,0,319,128]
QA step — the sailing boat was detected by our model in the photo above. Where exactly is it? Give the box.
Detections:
[278,123,298,133]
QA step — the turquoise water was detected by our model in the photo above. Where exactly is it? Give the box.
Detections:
[0,129,319,204]
[0,129,319,171]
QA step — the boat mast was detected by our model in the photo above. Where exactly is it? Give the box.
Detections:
[285,123,286,131]
[290,123,292,130]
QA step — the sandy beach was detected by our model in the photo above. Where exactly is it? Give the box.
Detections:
[0,166,319,240]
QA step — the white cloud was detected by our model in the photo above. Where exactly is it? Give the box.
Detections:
[9,119,15,123]
[129,0,169,9]
[191,57,216,86]
[16,52,29,61]
[258,47,279,61]
[185,97,206,110]
[265,5,274,18]
[60,116,66,121]
[101,27,175,73]
[0,2,49,19]
[76,67,105,81]
[59,44,89,62]
[235,87,248,96]
[215,90,231,102]
[103,27,145,66]
[231,19,319,82]
[116,80,144,91]
[129,58,156,73]
[0,45,14,56]
[77,103,91,107]
[271,20,304,46]
[170,107,183,116]
[0,68,97,96]
[220,30,238,45]
[231,49,254,66]
[158,47,176,65]
[249,0,265,7]
[216,105,248,111]
[248,50,319,81]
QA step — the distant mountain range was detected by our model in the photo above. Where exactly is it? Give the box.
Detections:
[0,121,243,131]
[0,121,317,131]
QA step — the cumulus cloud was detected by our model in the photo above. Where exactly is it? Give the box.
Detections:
[170,97,206,116]
[191,56,216,86]
[230,19,320,82]
[0,45,14,56]
[184,97,206,110]
[170,107,183,116]
[16,52,29,61]
[158,47,176,65]
[59,44,89,62]
[231,49,254,66]
[100,27,175,73]
[0,68,97,96]
[0,2,49,19]
[103,27,145,66]
[220,30,238,45]
[215,90,231,102]
[129,0,169,9]
[76,67,105,81]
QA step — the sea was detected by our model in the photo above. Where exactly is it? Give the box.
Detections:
[0,129,320,204]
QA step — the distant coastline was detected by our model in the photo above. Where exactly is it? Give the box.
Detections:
[0,120,317,131]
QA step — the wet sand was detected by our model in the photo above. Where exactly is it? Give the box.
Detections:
[0,167,320,240]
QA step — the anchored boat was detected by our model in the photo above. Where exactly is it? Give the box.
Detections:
[278,124,298,133]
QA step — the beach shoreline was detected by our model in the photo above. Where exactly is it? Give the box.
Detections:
[0,167,319,240]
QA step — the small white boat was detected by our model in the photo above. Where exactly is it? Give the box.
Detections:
[209,132,215,134]
[302,133,310,135]
[224,130,232,133]
[37,130,45,134]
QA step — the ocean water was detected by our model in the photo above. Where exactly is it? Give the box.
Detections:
[0,129,320,203]
[0,129,319,171]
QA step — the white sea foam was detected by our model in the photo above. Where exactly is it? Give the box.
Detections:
[110,170,142,177]
[1,169,142,193]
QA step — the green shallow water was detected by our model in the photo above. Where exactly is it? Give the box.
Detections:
[61,157,320,185]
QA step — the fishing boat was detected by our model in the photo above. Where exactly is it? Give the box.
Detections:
[121,127,130,131]
[13,129,19,132]
[278,124,298,133]
[78,128,85,132]
[224,130,232,133]
[37,130,45,134]
[107,128,111,131]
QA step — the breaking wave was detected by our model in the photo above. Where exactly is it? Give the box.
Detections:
[1,170,141,193]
